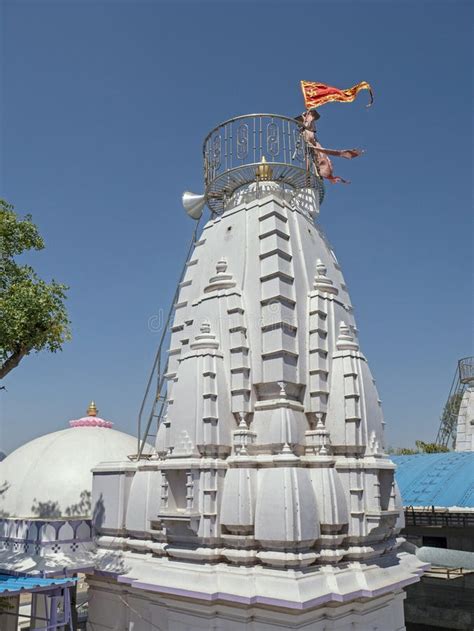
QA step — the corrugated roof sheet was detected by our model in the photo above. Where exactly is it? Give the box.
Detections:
[0,574,75,595]
[393,452,474,508]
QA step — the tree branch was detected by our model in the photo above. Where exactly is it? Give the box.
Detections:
[0,348,28,380]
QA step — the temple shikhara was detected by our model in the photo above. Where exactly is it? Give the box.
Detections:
[84,112,426,630]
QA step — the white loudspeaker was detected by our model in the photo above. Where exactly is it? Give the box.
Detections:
[182,191,206,219]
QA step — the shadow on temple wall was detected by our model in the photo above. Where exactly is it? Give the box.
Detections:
[65,490,91,517]
[31,490,92,518]
[31,499,62,518]
[0,481,10,517]
[371,550,402,569]
[92,493,105,530]
[97,549,129,574]
[91,493,131,574]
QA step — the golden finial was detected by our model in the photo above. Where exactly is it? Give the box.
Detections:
[256,156,273,182]
[87,401,98,417]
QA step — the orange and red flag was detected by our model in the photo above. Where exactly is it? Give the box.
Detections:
[301,80,374,110]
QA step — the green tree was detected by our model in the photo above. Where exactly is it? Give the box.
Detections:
[0,199,71,379]
[391,441,450,455]
[414,440,449,454]
[441,391,464,444]
[393,447,418,455]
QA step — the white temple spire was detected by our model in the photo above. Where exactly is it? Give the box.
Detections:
[90,112,425,631]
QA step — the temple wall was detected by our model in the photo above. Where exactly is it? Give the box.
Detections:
[87,575,408,631]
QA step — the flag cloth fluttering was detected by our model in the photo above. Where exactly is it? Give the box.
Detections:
[300,80,374,110]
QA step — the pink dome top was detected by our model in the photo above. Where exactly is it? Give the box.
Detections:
[69,401,113,428]
[69,416,113,429]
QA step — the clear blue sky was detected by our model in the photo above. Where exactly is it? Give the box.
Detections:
[0,1,472,454]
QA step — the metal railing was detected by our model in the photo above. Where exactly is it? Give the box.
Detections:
[405,506,474,528]
[459,356,474,384]
[203,113,324,214]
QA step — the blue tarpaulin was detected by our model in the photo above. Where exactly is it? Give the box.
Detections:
[0,574,75,595]
[393,452,474,508]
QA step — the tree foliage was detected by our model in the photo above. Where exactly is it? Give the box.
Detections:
[391,447,418,455]
[391,441,450,455]
[0,199,71,379]
[414,440,449,453]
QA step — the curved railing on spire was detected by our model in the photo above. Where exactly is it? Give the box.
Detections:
[203,113,324,215]
[459,356,474,384]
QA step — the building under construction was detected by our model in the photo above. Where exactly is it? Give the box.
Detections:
[394,356,474,630]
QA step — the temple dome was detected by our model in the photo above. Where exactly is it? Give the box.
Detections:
[0,402,141,519]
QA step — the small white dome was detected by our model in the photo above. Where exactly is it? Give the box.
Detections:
[0,406,141,519]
